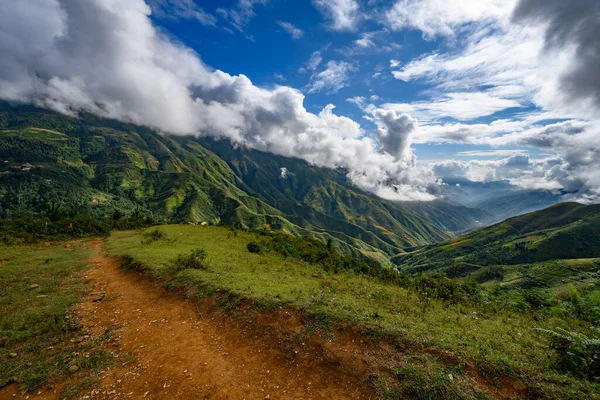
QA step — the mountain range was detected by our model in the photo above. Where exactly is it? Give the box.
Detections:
[0,102,571,261]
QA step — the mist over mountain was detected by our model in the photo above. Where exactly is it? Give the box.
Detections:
[0,102,495,259]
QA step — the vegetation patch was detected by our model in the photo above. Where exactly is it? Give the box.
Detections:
[105,225,600,399]
[173,248,208,272]
[0,241,112,394]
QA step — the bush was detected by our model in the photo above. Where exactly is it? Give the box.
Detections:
[173,248,208,272]
[247,242,261,253]
[141,228,167,245]
[536,327,600,380]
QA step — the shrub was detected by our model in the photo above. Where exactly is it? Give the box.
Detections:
[247,242,261,253]
[141,228,167,245]
[536,327,600,380]
[173,248,208,272]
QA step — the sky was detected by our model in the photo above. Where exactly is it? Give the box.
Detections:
[0,0,599,203]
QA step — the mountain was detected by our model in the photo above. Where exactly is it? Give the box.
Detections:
[392,202,600,287]
[440,178,562,223]
[0,102,489,258]
[473,189,562,223]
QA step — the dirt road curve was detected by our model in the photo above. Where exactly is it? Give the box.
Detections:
[2,240,375,399]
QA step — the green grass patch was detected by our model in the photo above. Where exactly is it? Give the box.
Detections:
[0,241,112,394]
[106,225,599,399]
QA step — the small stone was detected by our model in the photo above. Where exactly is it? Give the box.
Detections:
[69,365,80,373]
[9,353,17,358]
[92,292,106,302]
[265,396,270,400]
[27,284,40,290]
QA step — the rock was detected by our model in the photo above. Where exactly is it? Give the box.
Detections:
[69,364,80,373]
[265,395,271,400]
[9,353,17,358]
[27,284,40,290]
[92,292,106,302]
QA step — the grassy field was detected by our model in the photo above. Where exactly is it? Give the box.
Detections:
[106,225,600,399]
[0,241,111,396]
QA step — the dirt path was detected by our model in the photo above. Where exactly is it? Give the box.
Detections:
[7,239,375,400]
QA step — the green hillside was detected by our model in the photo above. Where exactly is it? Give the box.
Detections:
[392,203,600,288]
[0,102,488,258]
[104,225,600,399]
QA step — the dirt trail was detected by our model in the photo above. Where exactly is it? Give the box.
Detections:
[4,239,376,399]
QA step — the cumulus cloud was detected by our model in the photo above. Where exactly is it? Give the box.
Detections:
[371,109,416,162]
[432,149,598,202]
[0,0,434,202]
[313,0,359,31]
[277,21,304,39]
[512,0,600,110]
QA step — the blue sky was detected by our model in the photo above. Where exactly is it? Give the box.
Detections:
[148,0,560,163]
[1,0,598,202]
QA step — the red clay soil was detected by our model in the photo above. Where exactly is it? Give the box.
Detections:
[1,239,379,400]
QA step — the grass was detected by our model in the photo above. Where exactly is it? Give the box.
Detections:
[106,225,600,399]
[0,241,112,395]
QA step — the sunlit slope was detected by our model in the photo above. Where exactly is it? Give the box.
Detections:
[392,203,600,286]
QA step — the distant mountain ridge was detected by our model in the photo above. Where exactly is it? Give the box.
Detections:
[0,102,490,259]
[439,178,562,223]
[392,202,600,276]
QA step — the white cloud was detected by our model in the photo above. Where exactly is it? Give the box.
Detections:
[148,0,216,25]
[371,109,417,161]
[306,51,323,71]
[455,149,527,157]
[379,92,522,121]
[0,0,434,202]
[392,14,598,121]
[307,61,356,94]
[313,0,359,31]
[422,119,600,201]
[386,0,516,39]
[346,96,366,108]
[392,26,542,99]
[217,0,269,32]
[277,21,304,39]
[355,32,375,48]
[390,59,400,68]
